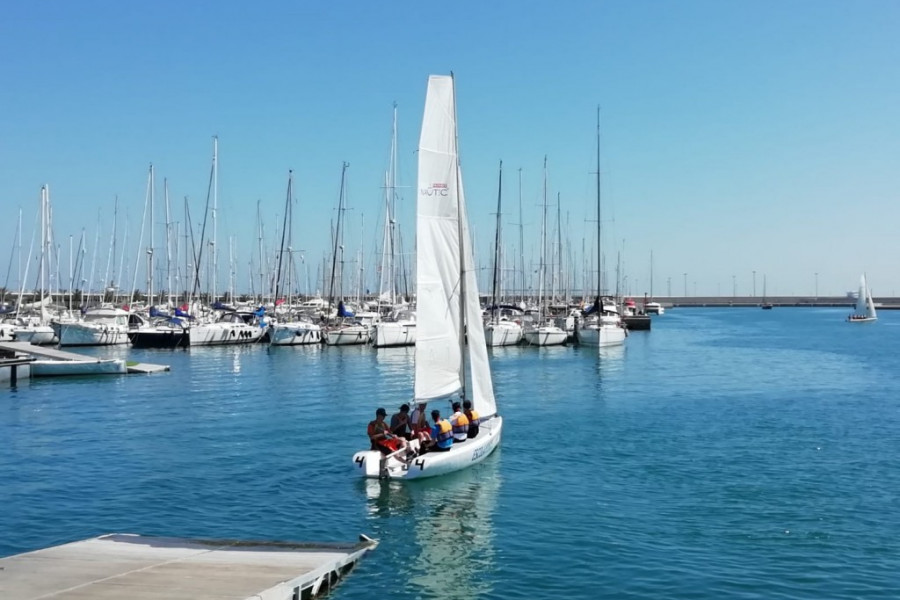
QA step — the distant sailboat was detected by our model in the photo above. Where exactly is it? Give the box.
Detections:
[847,274,877,322]
[761,275,773,309]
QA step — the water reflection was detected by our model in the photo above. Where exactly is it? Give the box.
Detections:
[362,454,501,599]
[597,344,625,376]
[374,346,416,378]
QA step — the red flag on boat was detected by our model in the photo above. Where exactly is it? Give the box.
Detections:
[275,298,285,306]
[122,305,130,311]
[180,303,189,311]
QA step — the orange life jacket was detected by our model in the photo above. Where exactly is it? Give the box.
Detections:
[434,419,453,444]
[451,412,469,437]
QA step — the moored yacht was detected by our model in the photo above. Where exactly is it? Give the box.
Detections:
[54,306,130,346]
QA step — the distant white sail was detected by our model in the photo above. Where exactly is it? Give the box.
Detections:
[855,276,868,315]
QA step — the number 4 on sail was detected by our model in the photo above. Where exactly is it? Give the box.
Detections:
[352,74,503,479]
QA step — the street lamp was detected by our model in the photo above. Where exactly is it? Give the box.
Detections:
[683,273,688,297]
[752,270,756,297]
[815,272,819,300]
[667,277,671,297]
[732,274,736,297]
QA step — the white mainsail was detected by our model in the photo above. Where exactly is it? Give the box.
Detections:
[855,275,868,315]
[460,178,497,418]
[413,75,496,418]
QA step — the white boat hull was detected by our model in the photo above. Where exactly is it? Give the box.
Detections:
[188,322,266,346]
[325,325,370,346]
[13,326,57,345]
[270,322,323,345]
[55,322,129,346]
[372,322,416,348]
[522,326,567,346]
[30,359,126,377]
[352,416,502,479]
[485,322,523,347]
[599,325,627,347]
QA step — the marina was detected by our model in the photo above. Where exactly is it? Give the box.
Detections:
[3,3,899,596]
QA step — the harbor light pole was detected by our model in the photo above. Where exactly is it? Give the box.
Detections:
[815,272,818,299]
[732,274,736,297]
[667,277,671,297]
[752,270,756,297]
[683,273,687,297]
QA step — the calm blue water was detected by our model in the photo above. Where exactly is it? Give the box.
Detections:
[3,308,899,599]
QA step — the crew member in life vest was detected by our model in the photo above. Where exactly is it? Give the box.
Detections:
[449,401,469,442]
[463,400,480,439]
[368,407,409,456]
[429,409,454,452]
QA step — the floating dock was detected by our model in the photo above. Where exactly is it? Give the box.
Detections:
[0,341,169,381]
[0,533,377,600]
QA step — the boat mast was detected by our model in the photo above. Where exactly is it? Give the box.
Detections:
[149,164,155,308]
[274,170,292,303]
[538,156,548,324]
[388,102,398,308]
[451,72,469,402]
[490,161,503,326]
[595,106,602,301]
[211,136,218,304]
[328,162,349,316]
[164,178,173,308]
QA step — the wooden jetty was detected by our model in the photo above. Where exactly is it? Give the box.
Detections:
[0,533,377,600]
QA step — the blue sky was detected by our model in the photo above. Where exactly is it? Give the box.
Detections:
[2,1,898,299]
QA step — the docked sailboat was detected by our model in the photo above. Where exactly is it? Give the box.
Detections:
[847,274,877,322]
[353,74,502,479]
[54,306,130,346]
[575,108,626,349]
[485,161,523,347]
[372,104,417,349]
[522,157,567,347]
[268,171,324,346]
[324,163,372,346]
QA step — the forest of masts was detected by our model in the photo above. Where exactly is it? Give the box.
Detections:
[3,141,652,313]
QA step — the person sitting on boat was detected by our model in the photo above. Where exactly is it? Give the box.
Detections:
[449,401,469,443]
[368,408,409,456]
[390,404,412,440]
[429,410,454,452]
[463,400,480,439]
[410,403,433,445]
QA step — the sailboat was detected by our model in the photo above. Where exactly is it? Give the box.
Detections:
[761,274,773,309]
[268,170,323,346]
[522,157,567,346]
[353,74,502,479]
[485,161,523,347]
[372,104,417,348]
[575,107,626,348]
[848,274,877,322]
[325,162,371,346]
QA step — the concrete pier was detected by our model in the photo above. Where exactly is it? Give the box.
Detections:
[0,533,377,600]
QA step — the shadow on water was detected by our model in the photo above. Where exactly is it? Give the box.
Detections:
[356,452,502,599]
